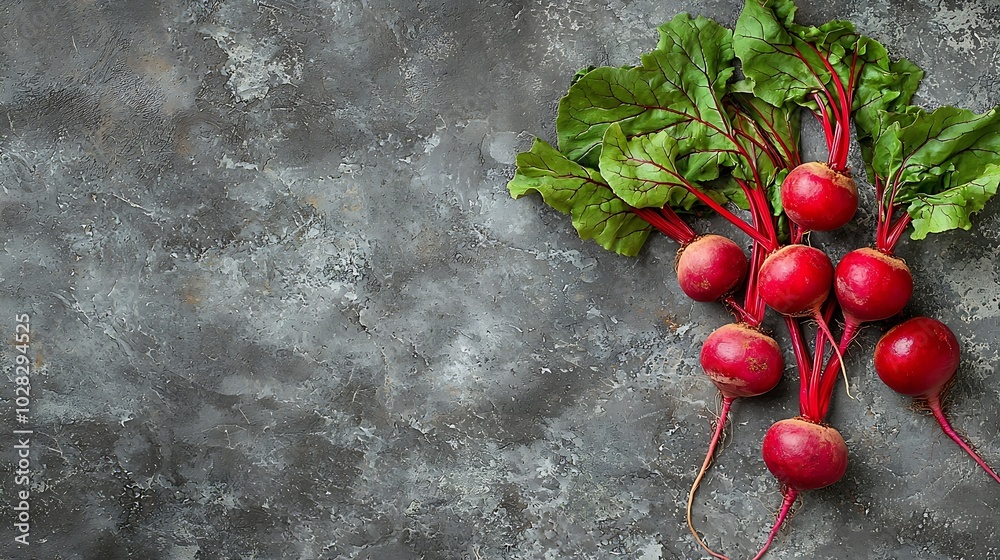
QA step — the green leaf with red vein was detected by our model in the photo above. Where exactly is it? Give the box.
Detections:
[734,0,857,112]
[556,13,736,177]
[599,122,713,210]
[870,105,1000,239]
[736,0,925,173]
[851,37,924,184]
[728,92,800,199]
[737,0,922,124]
[907,167,1000,240]
[853,49,924,144]
[507,138,652,255]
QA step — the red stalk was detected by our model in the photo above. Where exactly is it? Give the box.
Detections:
[780,297,839,422]
[687,190,774,248]
[631,206,697,245]
[838,53,861,167]
[814,318,860,420]
[784,316,812,408]
[812,93,837,150]
[737,178,767,233]
[874,175,913,255]
[743,242,768,326]
[736,177,780,326]
[830,124,844,168]
[874,176,891,251]
[805,320,833,420]
[806,42,854,171]
[748,183,779,252]
[884,213,912,255]
[803,315,828,420]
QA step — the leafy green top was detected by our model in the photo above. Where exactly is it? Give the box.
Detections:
[867,106,1000,241]
[734,0,923,173]
[556,14,737,179]
[509,13,800,255]
[508,138,652,256]
[735,0,857,112]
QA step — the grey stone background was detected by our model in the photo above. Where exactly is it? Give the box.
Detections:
[0,0,998,558]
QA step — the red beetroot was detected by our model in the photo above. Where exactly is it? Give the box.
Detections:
[761,417,848,491]
[780,162,858,231]
[688,323,784,557]
[874,317,958,398]
[874,317,1000,484]
[676,235,749,303]
[700,323,784,399]
[752,418,849,560]
[835,248,913,325]
[758,244,834,317]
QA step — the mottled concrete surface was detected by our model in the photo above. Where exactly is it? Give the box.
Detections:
[0,1,998,559]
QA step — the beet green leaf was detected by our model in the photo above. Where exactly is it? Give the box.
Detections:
[870,106,1000,239]
[508,138,652,255]
[599,122,721,210]
[556,13,736,180]
[734,0,858,112]
[736,0,922,143]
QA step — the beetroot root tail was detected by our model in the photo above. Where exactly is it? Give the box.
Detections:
[686,396,735,560]
[927,396,1000,484]
[751,488,798,560]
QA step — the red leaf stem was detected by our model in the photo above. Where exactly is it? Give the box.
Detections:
[784,316,812,408]
[884,212,912,255]
[814,315,860,421]
[631,206,698,245]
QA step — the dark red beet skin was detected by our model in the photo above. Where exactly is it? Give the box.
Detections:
[700,323,784,399]
[835,248,913,324]
[874,317,960,398]
[781,162,858,231]
[676,235,748,303]
[874,317,1000,485]
[762,417,849,491]
[758,244,834,316]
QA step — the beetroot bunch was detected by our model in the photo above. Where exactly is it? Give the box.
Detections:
[508,0,1000,557]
